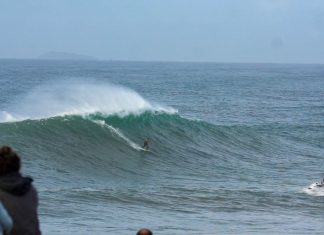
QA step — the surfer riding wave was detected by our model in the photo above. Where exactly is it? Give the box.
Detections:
[143,138,149,150]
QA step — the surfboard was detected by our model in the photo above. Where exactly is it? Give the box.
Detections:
[140,148,151,152]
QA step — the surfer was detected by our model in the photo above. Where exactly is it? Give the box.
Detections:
[143,138,149,150]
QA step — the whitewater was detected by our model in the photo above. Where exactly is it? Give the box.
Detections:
[0,60,323,234]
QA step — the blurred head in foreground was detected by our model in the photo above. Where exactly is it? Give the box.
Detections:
[0,146,21,176]
[136,228,153,235]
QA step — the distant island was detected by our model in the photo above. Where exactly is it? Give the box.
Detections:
[37,51,96,61]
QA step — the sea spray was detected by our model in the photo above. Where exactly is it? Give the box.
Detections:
[0,82,176,123]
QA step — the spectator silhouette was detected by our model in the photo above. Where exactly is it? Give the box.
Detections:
[0,146,41,235]
[136,228,153,235]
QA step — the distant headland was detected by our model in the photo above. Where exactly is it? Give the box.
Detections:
[37,51,96,61]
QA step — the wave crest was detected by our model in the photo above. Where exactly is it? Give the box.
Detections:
[0,82,176,123]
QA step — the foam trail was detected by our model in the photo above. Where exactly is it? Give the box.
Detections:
[0,82,176,123]
[93,120,143,151]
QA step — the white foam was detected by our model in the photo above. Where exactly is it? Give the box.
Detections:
[0,82,176,123]
[0,111,17,122]
[303,182,324,197]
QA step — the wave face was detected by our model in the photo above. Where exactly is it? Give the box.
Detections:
[1,109,322,186]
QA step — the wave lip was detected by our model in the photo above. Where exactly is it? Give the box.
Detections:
[0,83,177,123]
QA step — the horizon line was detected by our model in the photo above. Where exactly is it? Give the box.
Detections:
[0,57,323,66]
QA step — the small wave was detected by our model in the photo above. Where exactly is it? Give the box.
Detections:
[39,186,109,193]
[303,182,324,196]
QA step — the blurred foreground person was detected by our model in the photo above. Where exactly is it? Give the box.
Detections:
[0,146,41,235]
[136,228,153,235]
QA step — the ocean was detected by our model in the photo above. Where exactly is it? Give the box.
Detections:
[0,59,323,234]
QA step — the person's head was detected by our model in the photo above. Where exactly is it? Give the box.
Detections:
[0,146,21,176]
[136,228,153,235]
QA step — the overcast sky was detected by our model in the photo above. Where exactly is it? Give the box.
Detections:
[0,0,323,63]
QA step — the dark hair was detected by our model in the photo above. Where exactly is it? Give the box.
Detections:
[0,146,21,176]
[136,228,153,235]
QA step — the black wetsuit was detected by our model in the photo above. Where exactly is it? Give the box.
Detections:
[143,140,149,149]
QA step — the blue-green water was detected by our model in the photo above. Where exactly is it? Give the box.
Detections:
[0,60,323,234]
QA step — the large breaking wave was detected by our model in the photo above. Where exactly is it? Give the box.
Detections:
[0,82,322,197]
